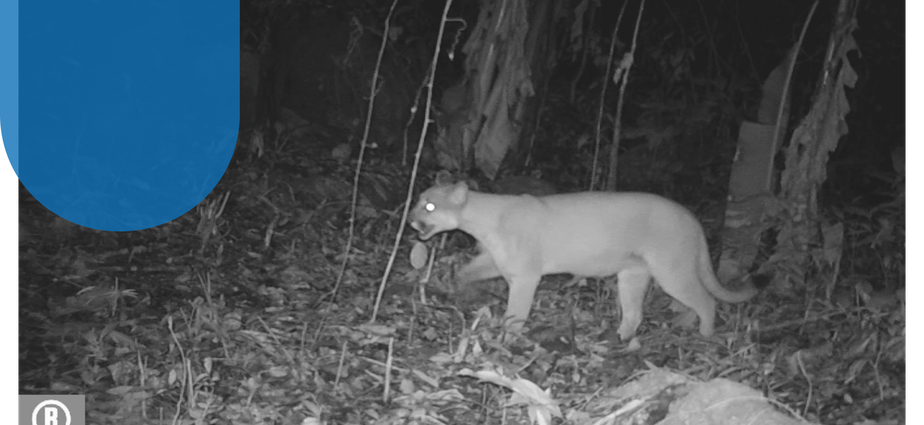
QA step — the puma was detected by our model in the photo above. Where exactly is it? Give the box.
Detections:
[409,181,759,339]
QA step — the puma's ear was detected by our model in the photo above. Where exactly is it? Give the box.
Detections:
[449,181,469,204]
[435,170,455,186]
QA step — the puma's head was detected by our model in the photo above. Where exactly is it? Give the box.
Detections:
[409,182,469,240]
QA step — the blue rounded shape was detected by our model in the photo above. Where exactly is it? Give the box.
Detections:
[9,1,239,231]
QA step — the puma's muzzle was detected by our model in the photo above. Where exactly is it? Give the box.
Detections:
[408,202,438,240]
[409,217,437,240]
[410,184,464,240]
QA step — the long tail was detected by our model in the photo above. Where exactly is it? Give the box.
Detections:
[697,238,760,303]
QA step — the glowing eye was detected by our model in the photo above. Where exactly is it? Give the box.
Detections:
[425,202,436,212]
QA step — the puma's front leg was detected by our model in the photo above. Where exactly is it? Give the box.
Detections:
[502,272,542,330]
[457,251,502,284]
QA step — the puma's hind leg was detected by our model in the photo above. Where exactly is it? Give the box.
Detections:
[616,267,652,340]
[651,267,717,336]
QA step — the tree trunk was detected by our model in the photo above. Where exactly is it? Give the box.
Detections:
[433,0,558,178]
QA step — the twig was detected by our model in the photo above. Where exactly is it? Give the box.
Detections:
[605,0,646,191]
[384,337,395,402]
[370,0,455,323]
[589,1,627,191]
[327,0,401,303]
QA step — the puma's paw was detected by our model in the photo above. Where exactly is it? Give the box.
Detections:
[504,317,527,332]
[617,315,642,341]
[616,324,636,341]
